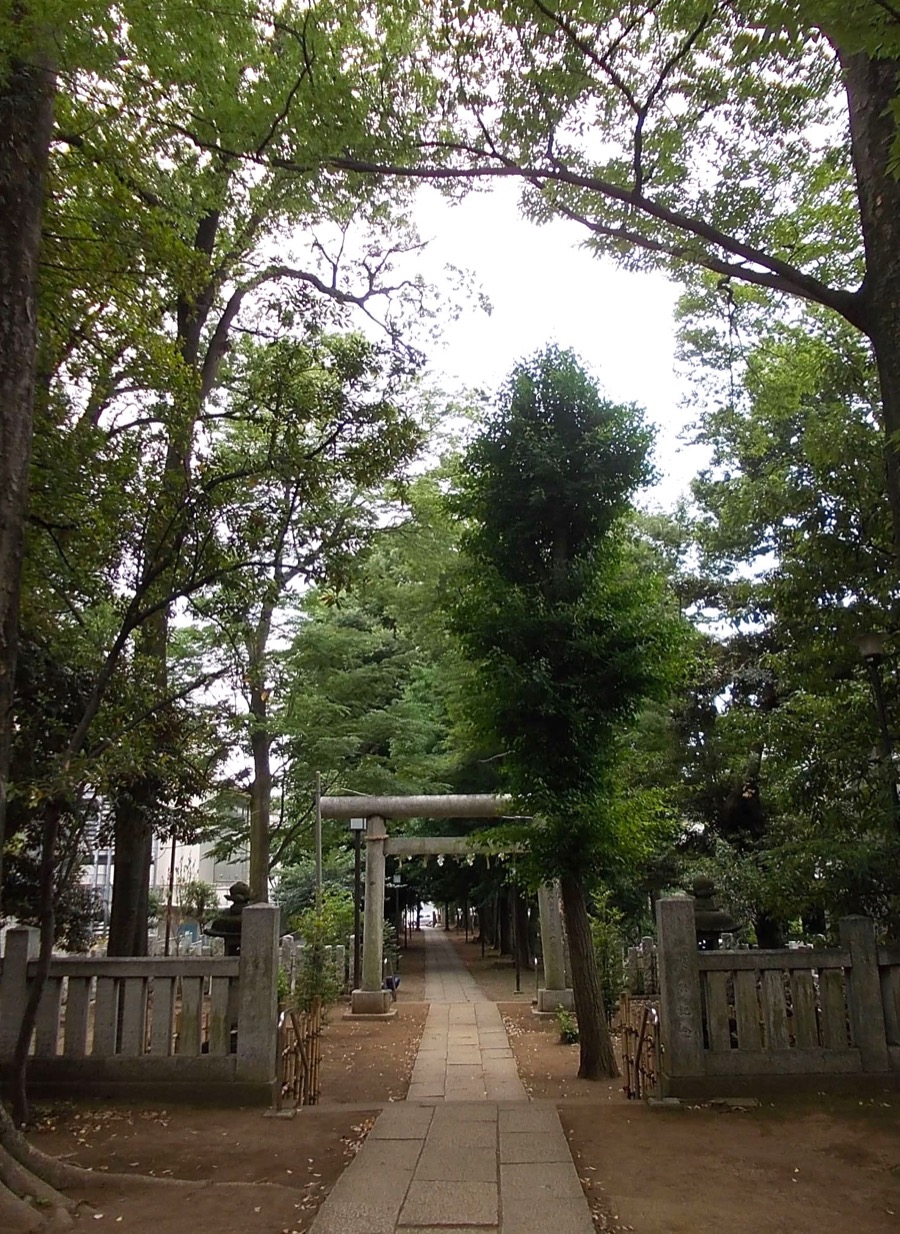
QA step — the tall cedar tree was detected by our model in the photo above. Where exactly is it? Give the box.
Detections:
[451,348,682,1078]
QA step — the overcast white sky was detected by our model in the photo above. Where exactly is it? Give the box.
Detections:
[412,182,709,510]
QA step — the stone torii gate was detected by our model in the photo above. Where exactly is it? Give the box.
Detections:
[320,794,573,1017]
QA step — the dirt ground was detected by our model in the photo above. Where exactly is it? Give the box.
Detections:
[562,1097,900,1234]
[24,1102,376,1234]
[500,1001,628,1104]
[318,1001,428,1105]
[317,932,428,1105]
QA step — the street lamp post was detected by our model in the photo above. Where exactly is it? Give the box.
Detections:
[350,817,366,988]
[856,632,900,830]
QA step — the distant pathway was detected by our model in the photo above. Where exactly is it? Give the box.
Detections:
[410,929,525,1101]
[309,927,593,1234]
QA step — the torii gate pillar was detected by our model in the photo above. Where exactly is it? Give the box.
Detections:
[537,881,574,1013]
[350,815,393,1017]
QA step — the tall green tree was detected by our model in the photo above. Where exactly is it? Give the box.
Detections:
[450,347,685,1078]
[676,315,900,934]
[189,331,424,898]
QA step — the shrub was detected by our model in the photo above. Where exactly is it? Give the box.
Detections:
[556,1006,579,1044]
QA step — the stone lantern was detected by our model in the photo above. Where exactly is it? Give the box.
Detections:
[691,876,737,950]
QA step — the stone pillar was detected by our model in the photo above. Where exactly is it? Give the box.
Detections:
[840,915,889,1073]
[351,815,391,1015]
[655,897,704,1095]
[640,935,657,995]
[0,927,39,1058]
[236,904,280,1087]
[536,881,574,1012]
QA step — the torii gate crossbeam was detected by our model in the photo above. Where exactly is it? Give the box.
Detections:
[320,794,571,1017]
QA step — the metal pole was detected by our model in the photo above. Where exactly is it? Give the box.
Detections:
[314,772,323,911]
[353,828,362,988]
[163,834,177,957]
[513,883,521,993]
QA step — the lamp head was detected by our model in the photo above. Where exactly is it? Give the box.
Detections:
[856,631,887,663]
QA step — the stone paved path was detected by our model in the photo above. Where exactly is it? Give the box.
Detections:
[409,930,526,1102]
[309,927,594,1234]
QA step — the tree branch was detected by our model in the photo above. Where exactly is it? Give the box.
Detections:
[321,151,867,329]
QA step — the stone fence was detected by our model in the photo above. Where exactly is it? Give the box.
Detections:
[0,904,280,1104]
[655,897,900,1098]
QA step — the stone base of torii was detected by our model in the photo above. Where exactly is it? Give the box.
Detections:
[320,795,574,1017]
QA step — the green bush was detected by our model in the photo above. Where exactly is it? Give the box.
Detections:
[590,892,626,1018]
[556,1006,579,1044]
[291,887,354,946]
[288,890,355,1011]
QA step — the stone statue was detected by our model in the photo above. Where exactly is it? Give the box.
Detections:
[205,881,252,956]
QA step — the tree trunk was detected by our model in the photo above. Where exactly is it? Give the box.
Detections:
[11,800,61,1126]
[559,872,619,1079]
[246,595,276,903]
[248,691,271,902]
[841,49,900,563]
[499,886,513,955]
[754,911,785,950]
[0,52,55,902]
[107,606,170,955]
[514,886,531,972]
[107,796,152,956]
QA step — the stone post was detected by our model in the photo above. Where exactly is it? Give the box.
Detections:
[626,946,640,992]
[640,936,657,995]
[351,815,391,1015]
[840,915,889,1072]
[536,881,574,1012]
[0,927,39,1058]
[236,904,280,1088]
[655,897,704,1094]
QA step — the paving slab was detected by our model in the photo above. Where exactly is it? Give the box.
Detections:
[498,1106,561,1133]
[499,1131,572,1164]
[399,1180,499,1226]
[415,1145,499,1182]
[369,1105,434,1139]
[500,1196,594,1234]
[426,1120,497,1148]
[486,1082,530,1101]
[311,1199,403,1234]
[431,1102,500,1122]
[408,1082,448,1100]
[346,1139,424,1171]
[500,1162,584,1199]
